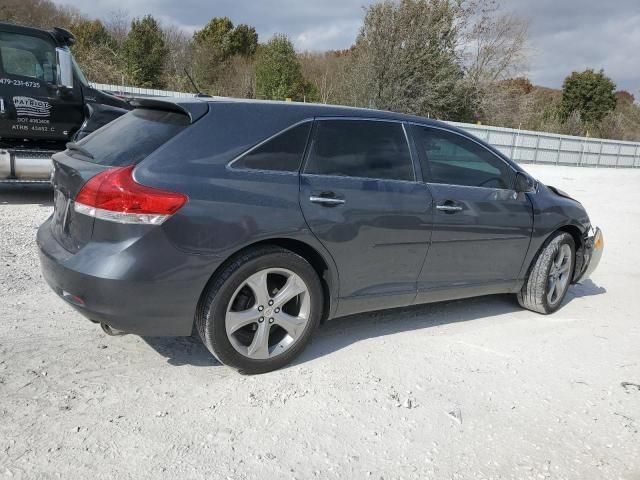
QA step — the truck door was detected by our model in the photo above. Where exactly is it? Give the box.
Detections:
[0,30,83,143]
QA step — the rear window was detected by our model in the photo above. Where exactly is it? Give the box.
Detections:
[73,109,189,166]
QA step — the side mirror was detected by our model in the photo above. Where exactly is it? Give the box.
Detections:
[56,47,74,90]
[515,172,536,193]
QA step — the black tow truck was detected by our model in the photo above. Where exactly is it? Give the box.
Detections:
[0,22,131,182]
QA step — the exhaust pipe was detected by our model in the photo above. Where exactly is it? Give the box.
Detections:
[100,323,128,336]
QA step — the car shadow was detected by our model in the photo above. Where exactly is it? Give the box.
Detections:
[565,279,607,301]
[140,280,605,370]
[142,334,221,367]
[0,184,53,206]
[293,294,521,367]
[293,282,607,367]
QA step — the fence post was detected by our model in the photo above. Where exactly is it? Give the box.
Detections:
[579,139,586,167]
[556,138,562,165]
[512,125,521,161]
[615,143,622,168]
[635,145,640,168]
[596,141,605,167]
[533,134,541,164]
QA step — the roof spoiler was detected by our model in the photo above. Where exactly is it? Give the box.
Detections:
[130,98,209,123]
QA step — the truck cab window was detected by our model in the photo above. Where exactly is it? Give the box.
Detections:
[0,32,56,82]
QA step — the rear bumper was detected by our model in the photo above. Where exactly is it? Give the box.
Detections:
[575,227,603,283]
[37,216,220,336]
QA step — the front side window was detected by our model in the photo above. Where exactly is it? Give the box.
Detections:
[0,32,56,82]
[413,126,513,189]
[232,122,312,172]
[304,120,414,181]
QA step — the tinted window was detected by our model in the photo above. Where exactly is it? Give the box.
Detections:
[305,120,414,181]
[0,32,56,82]
[233,122,311,172]
[413,126,513,189]
[72,109,189,166]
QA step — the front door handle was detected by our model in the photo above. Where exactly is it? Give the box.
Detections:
[310,196,346,206]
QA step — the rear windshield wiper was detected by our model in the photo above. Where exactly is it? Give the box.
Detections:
[66,142,94,160]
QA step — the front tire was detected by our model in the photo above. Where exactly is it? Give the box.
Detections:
[518,232,575,314]
[195,246,323,374]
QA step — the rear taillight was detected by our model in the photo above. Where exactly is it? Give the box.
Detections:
[74,166,188,225]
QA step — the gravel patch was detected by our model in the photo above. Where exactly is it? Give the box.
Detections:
[1,166,639,479]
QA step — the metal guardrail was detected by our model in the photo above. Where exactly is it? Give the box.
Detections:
[448,121,640,168]
[90,82,197,99]
[91,82,640,168]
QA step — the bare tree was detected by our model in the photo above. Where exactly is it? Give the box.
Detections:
[105,9,130,48]
[161,24,195,92]
[0,0,81,29]
[216,55,256,98]
[463,3,529,86]
[299,51,350,104]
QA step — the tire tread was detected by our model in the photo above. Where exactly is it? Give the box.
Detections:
[517,232,575,314]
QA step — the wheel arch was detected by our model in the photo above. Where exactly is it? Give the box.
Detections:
[557,224,583,252]
[557,224,588,282]
[197,237,338,325]
[523,225,584,285]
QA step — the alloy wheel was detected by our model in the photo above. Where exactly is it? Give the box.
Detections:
[225,268,311,360]
[547,244,572,305]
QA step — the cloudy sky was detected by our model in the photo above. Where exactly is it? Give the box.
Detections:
[55,0,640,93]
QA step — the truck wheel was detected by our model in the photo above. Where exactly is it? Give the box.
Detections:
[195,246,323,374]
[517,232,575,314]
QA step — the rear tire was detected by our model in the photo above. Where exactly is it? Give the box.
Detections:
[195,246,323,374]
[517,232,575,314]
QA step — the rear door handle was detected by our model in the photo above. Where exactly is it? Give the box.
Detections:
[436,200,463,213]
[310,196,345,206]
[436,205,462,212]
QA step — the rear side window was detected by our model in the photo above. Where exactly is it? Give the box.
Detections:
[413,126,513,189]
[304,120,414,181]
[232,122,311,172]
[73,109,189,166]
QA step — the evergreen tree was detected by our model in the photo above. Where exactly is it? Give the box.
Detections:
[560,69,617,124]
[255,34,307,101]
[122,15,169,88]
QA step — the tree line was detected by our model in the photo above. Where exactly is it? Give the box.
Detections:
[2,0,639,141]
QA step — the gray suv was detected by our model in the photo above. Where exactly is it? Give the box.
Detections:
[37,98,603,373]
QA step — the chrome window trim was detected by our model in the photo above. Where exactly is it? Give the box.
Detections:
[301,172,421,186]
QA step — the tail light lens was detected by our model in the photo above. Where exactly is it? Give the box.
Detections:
[74,166,188,225]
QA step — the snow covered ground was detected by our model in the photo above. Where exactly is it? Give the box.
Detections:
[1,165,639,479]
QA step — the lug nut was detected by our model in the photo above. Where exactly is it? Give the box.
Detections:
[258,306,264,312]
[269,318,274,324]
[274,307,280,313]
[268,300,274,306]
[259,317,264,323]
